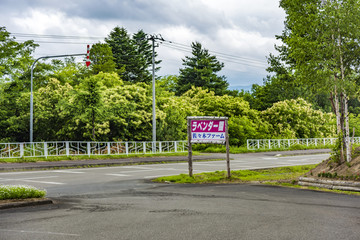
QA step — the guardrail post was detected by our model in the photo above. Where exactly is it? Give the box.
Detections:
[159,142,162,153]
[143,142,146,154]
[20,143,24,158]
[175,141,178,152]
[66,141,69,157]
[44,142,48,158]
[257,140,260,149]
[87,142,91,157]
[268,139,271,149]
[107,142,111,155]
[125,142,129,155]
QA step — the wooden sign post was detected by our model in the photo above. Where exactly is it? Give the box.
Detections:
[187,116,230,178]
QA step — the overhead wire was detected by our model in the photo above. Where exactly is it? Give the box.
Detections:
[160,41,267,68]
[10,32,268,69]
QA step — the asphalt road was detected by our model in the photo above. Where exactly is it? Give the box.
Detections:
[0,151,328,196]
[1,151,359,240]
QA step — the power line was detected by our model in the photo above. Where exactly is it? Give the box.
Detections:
[12,32,104,40]
[161,42,267,68]
[11,32,268,68]
[163,40,266,64]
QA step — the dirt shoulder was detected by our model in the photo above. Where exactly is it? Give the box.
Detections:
[305,148,360,181]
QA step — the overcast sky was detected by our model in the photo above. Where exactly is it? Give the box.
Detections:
[0,0,286,90]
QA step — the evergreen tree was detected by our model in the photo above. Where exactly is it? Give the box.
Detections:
[132,30,161,83]
[176,42,228,96]
[105,27,160,83]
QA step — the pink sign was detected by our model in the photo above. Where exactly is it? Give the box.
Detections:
[190,120,226,142]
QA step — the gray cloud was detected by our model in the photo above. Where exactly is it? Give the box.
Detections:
[0,0,285,86]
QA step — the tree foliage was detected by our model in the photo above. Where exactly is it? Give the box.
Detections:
[105,27,160,83]
[176,42,229,96]
[266,0,360,162]
[89,43,116,74]
[0,26,37,82]
[0,24,351,147]
[262,98,336,139]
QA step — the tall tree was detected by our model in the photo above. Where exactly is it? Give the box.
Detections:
[0,26,38,82]
[105,27,159,83]
[273,0,360,162]
[132,30,161,83]
[75,75,104,140]
[105,27,137,82]
[0,27,38,142]
[89,43,116,74]
[176,42,229,96]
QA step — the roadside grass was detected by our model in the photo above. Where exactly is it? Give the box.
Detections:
[194,144,333,154]
[0,151,193,163]
[153,164,360,196]
[153,164,318,184]
[0,185,46,200]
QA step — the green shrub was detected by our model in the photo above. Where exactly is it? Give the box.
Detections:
[0,185,46,200]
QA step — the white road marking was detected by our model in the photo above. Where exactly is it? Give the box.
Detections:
[119,168,177,174]
[106,173,130,177]
[53,170,85,174]
[121,166,154,169]
[144,174,179,179]
[0,176,58,181]
[0,170,54,175]
[21,180,65,185]
[0,176,65,185]
[193,163,226,167]
[0,229,80,237]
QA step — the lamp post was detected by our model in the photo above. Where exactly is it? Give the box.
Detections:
[30,53,86,142]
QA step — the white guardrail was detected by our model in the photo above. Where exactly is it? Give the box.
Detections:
[0,141,188,159]
[247,137,360,150]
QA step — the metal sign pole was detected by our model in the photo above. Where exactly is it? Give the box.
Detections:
[225,119,231,178]
[187,118,193,177]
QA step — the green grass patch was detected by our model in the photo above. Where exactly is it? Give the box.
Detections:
[154,164,360,196]
[0,152,192,163]
[154,164,317,184]
[193,144,333,154]
[0,185,46,200]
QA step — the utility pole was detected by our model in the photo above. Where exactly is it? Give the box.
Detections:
[30,53,86,142]
[148,34,164,149]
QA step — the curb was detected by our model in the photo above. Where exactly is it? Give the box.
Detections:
[0,198,53,210]
[298,177,360,192]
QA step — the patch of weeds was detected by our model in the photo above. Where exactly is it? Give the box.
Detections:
[153,164,317,184]
[0,185,46,200]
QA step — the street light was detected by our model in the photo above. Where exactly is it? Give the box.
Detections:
[30,53,86,142]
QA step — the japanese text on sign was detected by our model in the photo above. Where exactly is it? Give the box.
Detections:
[190,120,225,142]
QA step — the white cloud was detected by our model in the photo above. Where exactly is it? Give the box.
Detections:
[0,0,286,87]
